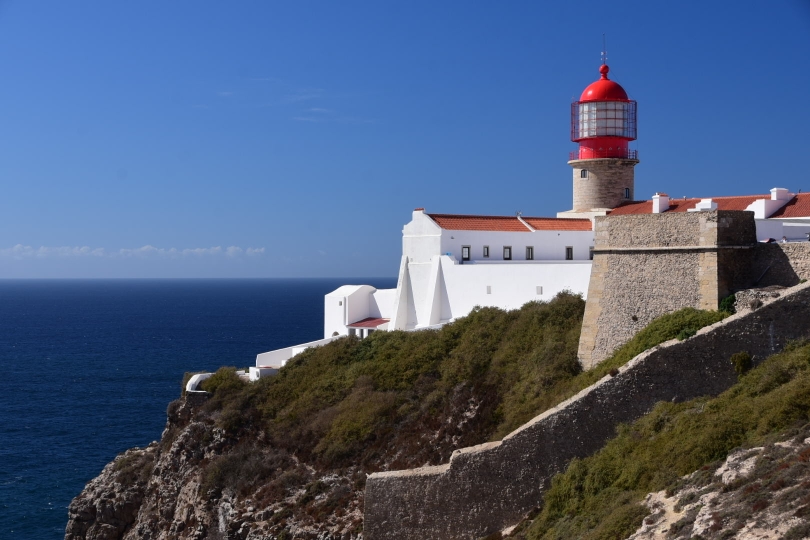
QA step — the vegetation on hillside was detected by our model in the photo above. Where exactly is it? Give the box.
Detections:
[199,291,587,474]
[508,340,810,540]
[499,307,727,438]
[194,293,727,527]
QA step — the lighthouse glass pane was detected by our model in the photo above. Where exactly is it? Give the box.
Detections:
[577,100,637,139]
[578,101,636,138]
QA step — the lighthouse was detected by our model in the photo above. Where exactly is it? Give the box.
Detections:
[558,63,638,218]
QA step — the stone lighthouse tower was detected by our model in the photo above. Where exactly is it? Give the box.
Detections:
[558,63,638,219]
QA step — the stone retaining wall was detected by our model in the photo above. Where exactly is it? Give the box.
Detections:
[363,282,810,540]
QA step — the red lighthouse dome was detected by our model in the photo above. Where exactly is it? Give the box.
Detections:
[570,64,637,160]
[579,65,629,101]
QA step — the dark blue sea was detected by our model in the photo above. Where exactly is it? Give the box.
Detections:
[0,278,396,540]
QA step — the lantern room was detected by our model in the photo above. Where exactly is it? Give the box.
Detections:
[570,64,637,160]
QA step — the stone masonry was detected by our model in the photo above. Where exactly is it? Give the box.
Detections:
[363,281,810,540]
[752,242,810,288]
[577,210,758,369]
[569,158,637,211]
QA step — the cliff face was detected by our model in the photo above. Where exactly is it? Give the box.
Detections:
[65,396,367,540]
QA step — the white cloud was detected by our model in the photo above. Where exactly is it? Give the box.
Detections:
[0,245,265,260]
[0,244,106,259]
[293,116,323,123]
[283,88,324,103]
[293,112,376,124]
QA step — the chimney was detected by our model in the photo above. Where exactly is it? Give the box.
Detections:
[771,188,792,201]
[652,193,670,213]
[689,198,718,212]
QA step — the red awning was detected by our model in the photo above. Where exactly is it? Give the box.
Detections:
[348,317,390,328]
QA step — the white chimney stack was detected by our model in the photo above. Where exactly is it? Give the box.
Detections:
[771,188,792,201]
[652,193,670,213]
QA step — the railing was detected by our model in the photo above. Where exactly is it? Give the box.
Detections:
[569,148,638,160]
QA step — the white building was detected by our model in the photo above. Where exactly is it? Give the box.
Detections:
[249,63,810,373]
[322,209,595,338]
[250,187,810,373]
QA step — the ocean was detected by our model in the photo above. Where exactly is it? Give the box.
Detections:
[0,278,396,540]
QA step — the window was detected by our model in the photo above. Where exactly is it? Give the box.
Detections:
[536,286,543,295]
[565,246,573,260]
[461,246,470,262]
[580,169,588,178]
[589,247,594,260]
[526,246,534,260]
[483,245,489,258]
[624,187,630,199]
[486,285,492,294]
[349,328,357,337]
[503,246,512,260]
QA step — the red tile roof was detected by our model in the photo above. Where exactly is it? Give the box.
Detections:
[428,214,530,231]
[769,193,810,218]
[427,214,591,232]
[348,317,389,328]
[523,217,592,231]
[610,195,768,216]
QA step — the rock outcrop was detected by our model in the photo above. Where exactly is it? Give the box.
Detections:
[628,430,810,540]
[65,397,365,540]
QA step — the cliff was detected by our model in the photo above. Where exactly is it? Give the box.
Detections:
[65,294,591,539]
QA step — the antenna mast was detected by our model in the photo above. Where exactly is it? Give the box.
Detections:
[601,34,607,65]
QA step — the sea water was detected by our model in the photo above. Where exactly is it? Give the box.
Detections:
[0,278,395,540]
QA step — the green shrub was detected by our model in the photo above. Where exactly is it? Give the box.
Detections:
[201,292,587,467]
[201,445,291,499]
[676,327,697,340]
[200,367,246,394]
[719,293,737,314]
[730,351,752,376]
[496,307,728,440]
[113,450,154,485]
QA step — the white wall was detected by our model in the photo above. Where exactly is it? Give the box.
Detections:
[390,255,592,329]
[438,229,593,262]
[255,336,340,368]
[371,288,396,318]
[249,366,278,381]
[402,210,443,263]
[438,257,591,323]
[779,220,810,242]
[324,284,395,338]
[755,219,784,241]
[185,373,213,392]
[402,209,594,264]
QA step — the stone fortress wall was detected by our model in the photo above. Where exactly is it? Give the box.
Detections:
[364,210,810,540]
[753,242,810,288]
[364,280,810,540]
[577,210,810,369]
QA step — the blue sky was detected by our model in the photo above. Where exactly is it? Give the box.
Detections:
[0,1,808,278]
